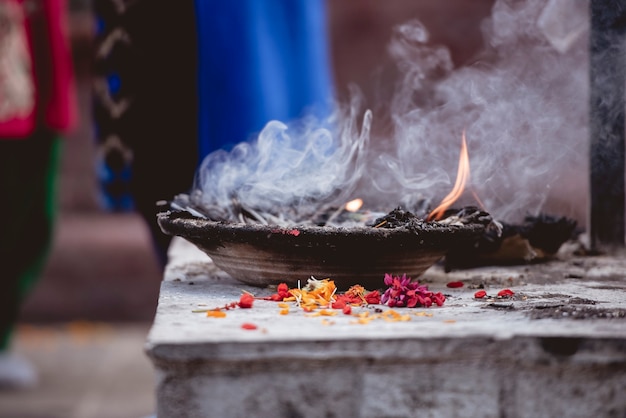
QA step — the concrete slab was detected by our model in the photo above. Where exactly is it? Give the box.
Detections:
[146,238,626,418]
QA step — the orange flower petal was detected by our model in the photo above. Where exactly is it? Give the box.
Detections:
[206,310,227,318]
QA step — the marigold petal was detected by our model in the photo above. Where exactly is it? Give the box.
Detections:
[319,309,337,316]
[206,310,227,318]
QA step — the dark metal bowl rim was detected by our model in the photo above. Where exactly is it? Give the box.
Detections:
[157,210,485,250]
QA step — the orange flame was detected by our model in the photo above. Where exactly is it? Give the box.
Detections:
[427,131,470,221]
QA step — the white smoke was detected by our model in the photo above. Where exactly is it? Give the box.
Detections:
[193,93,372,222]
[368,0,590,223]
[192,0,590,225]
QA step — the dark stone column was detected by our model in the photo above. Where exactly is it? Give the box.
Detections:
[589,0,626,251]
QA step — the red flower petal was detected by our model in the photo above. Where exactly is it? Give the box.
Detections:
[241,323,258,330]
[474,290,487,299]
[332,299,346,309]
[497,289,515,298]
[446,281,464,288]
[238,293,255,308]
[433,293,446,306]
[364,290,381,304]
[342,305,352,315]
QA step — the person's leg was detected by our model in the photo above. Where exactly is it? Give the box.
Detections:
[0,132,60,350]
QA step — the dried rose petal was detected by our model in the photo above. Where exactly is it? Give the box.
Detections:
[433,292,446,306]
[364,290,381,304]
[446,281,464,288]
[264,283,291,301]
[474,290,487,299]
[497,289,515,298]
[238,293,255,308]
[381,274,445,308]
[241,323,258,330]
[332,299,346,309]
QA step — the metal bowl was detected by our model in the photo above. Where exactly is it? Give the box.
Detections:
[157,211,485,290]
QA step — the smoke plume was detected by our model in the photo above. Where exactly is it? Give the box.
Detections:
[192,0,591,225]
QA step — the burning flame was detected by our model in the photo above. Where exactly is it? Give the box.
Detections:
[427,131,470,221]
[345,198,364,212]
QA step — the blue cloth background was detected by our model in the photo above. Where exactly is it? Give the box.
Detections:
[194,0,334,160]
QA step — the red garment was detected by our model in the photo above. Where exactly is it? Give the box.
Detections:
[0,0,77,138]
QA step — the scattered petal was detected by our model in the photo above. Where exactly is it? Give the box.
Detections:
[474,290,487,299]
[238,293,255,309]
[382,274,445,308]
[241,323,258,330]
[382,309,411,322]
[364,290,381,304]
[331,299,346,309]
[306,309,338,317]
[264,282,291,301]
[446,281,464,288]
[206,310,227,318]
[497,289,515,298]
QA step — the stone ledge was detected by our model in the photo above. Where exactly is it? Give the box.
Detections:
[146,238,626,418]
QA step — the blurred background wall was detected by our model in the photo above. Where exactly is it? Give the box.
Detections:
[18,0,494,323]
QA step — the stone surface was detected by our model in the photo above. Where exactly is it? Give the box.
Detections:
[146,238,626,418]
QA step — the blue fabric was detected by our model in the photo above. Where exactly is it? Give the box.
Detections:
[194,0,334,160]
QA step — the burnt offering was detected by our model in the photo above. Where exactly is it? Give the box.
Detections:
[157,208,486,290]
[444,212,579,271]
